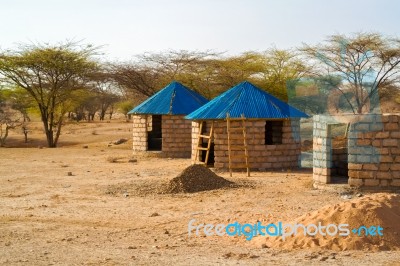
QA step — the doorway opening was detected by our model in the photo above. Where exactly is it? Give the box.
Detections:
[330,123,349,184]
[147,115,162,151]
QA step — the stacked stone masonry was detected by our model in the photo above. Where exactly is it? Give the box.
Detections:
[191,119,301,170]
[132,114,192,158]
[313,114,400,189]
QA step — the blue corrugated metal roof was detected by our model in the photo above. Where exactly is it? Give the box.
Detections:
[185,81,309,120]
[128,81,209,115]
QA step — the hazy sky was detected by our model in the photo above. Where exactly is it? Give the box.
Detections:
[1,0,399,61]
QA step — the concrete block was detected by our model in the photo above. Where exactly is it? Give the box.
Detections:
[381,156,394,163]
[383,139,398,147]
[348,170,360,178]
[379,148,390,155]
[362,164,378,171]
[348,163,363,170]
[385,123,399,131]
[389,115,399,123]
[391,132,400,139]
[357,155,371,163]
[372,139,382,147]
[379,164,391,171]
[390,148,400,155]
[357,139,371,146]
[370,124,384,131]
[376,172,393,179]
[358,171,375,179]
[364,179,379,186]
[380,180,389,187]
[381,115,390,123]
[355,123,370,131]
[375,132,390,139]
[391,164,400,171]
[391,179,400,187]
[348,178,363,187]
[391,171,400,178]
[318,174,331,184]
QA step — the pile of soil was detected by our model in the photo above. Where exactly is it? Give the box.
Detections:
[256,193,400,251]
[161,164,234,193]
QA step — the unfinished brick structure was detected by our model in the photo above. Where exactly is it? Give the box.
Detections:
[191,119,302,170]
[132,114,192,158]
[313,114,400,190]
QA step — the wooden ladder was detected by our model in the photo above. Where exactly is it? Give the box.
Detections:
[193,121,214,165]
[227,113,250,177]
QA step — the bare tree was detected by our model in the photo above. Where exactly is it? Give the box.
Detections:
[302,33,400,113]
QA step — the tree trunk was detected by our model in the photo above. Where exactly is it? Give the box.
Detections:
[22,126,28,143]
[53,119,63,147]
[40,108,56,148]
[0,125,9,147]
[99,108,106,121]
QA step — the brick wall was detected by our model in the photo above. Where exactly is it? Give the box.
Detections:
[132,115,148,153]
[347,114,400,188]
[132,114,192,158]
[312,116,333,183]
[191,119,301,170]
[313,114,400,190]
[161,115,192,158]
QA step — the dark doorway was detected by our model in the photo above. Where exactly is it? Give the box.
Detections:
[330,124,349,183]
[201,142,215,166]
[265,121,283,145]
[147,115,162,151]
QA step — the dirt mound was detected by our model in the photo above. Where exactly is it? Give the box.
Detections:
[161,164,234,193]
[255,193,400,251]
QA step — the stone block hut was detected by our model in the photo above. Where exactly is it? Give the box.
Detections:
[185,81,308,170]
[313,113,400,190]
[128,81,208,158]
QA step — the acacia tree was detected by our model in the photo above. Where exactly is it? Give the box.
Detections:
[110,50,309,102]
[90,71,121,120]
[302,33,400,113]
[260,49,310,101]
[110,50,220,99]
[0,43,99,147]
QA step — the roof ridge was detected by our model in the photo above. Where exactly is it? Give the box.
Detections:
[185,81,309,120]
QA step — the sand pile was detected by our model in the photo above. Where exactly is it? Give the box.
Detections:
[256,193,400,251]
[161,164,234,193]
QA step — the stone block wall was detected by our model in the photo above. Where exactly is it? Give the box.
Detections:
[132,114,192,158]
[313,114,400,190]
[347,114,400,188]
[132,115,148,153]
[312,116,333,183]
[161,115,192,158]
[191,119,301,170]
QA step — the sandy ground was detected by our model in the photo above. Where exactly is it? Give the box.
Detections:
[0,121,400,265]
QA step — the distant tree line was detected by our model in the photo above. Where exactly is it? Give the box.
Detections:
[0,32,399,147]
